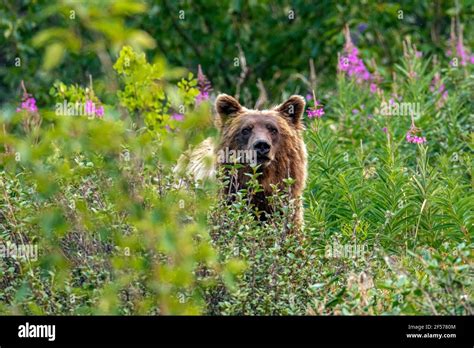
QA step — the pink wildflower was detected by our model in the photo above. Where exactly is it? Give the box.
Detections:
[406,125,426,144]
[196,64,212,105]
[95,106,104,118]
[171,113,184,121]
[339,26,372,84]
[430,72,448,110]
[370,83,377,94]
[17,97,38,113]
[85,99,104,118]
[447,18,473,67]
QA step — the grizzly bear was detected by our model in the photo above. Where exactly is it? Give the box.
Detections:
[175,94,307,232]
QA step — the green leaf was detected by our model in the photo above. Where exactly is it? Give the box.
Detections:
[42,42,65,70]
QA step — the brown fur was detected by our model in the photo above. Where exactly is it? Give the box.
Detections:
[215,94,307,232]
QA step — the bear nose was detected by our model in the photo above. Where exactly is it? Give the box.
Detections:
[253,141,271,155]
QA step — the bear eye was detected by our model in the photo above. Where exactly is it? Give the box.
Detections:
[269,127,278,135]
[241,127,252,136]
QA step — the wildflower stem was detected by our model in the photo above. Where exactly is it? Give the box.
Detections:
[20,80,28,95]
[89,74,94,92]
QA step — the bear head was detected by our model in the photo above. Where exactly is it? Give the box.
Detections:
[215,94,305,167]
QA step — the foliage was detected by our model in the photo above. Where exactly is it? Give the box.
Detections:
[0,47,227,315]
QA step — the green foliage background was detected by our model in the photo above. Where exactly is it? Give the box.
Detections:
[0,0,472,315]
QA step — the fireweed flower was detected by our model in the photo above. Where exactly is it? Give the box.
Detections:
[406,123,426,144]
[95,106,104,118]
[338,25,372,84]
[370,83,377,94]
[306,96,325,119]
[166,114,184,132]
[307,107,325,118]
[17,97,38,113]
[16,81,41,137]
[430,72,448,110]
[447,18,474,67]
[85,100,95,114]
[85,99,104,118]
[171,113,184,121]
[196,64,213,105]
[195,91,209,104]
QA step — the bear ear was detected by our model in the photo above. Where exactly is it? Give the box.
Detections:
[274,95,305,127]
[215,94,243,125]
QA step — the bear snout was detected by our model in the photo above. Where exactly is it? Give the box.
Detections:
[253,140,271,155]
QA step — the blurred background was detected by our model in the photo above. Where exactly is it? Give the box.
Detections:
[1,0,472,106]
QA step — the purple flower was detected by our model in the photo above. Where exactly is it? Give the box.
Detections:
[307,103,325,119]
[195,64,213,105]
[195,91,209,104]
[352,109,359,114]
[415,51,423,58]
[447,18,473,66]
[305,93,313,101]
[95,106,104,118]
[357,23,368,33]
[17,97,38,113]
[456,40,468,66]
[85,99,104,118]
[171,113,184,121]
[382,127,387,133]
[431,73,448,110]
[406,125,426,144]
[339,26,372,84]
[85,100,95,115]
[370,83,377,94]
